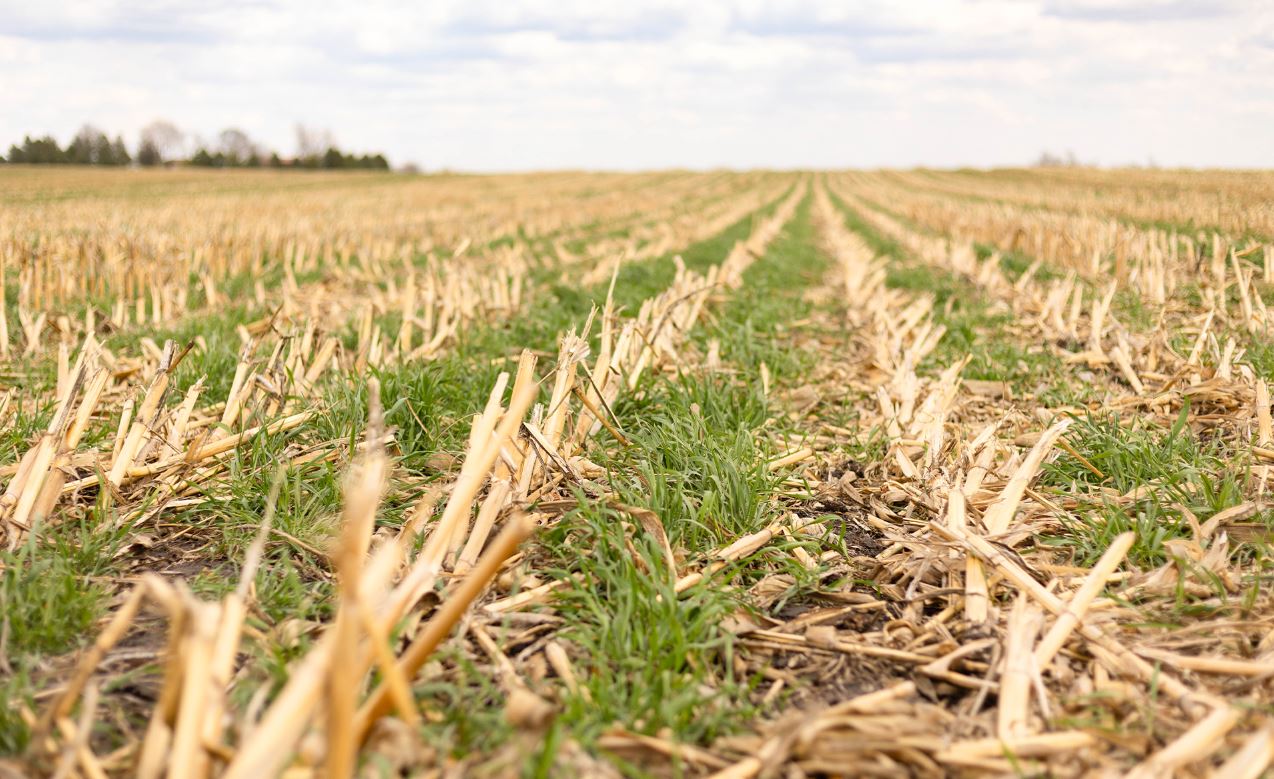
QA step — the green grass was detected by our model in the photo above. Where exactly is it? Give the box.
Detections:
[971,241,1062,283]
[1113,289,1158,332]
[708,194,825,381]
[401,646,516,762]
[0,396,55,464]
[502,187,838,772]
[1240,337,1274,382]
[1039,407,1253,572]
[0,502,121,752]
[1,536,106,657]
[606,378,774,550]
[540,502,755,749]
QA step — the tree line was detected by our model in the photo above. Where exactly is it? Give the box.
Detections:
[2,121,390,170]
[6,128,132,165]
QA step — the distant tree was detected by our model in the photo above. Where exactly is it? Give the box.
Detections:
[137,138,162,166]
[92,134,115,165]
[322,147,345,169]
[4,135,76,164]
[66,137,88,164]
[109,135,131,165]
[11,134,68,164]
[42,136,68,163]
[4,122,387,170]
[1034,149,1085,168]
[139,119,184,163]
[54,126,130,165]
[298,147,393,170]
[2,124,405,168]
[67,125,108,164]
[295,124,335,160]
[218,128,257,166]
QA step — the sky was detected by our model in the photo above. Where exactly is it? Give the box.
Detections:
[1,0,1272,171]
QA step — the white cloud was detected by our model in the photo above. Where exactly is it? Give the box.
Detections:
[0,0,1271,169]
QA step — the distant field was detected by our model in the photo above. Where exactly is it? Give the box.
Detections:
[2,165,1273,777]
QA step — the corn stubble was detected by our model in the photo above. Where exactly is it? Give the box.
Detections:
[3,166,1274,777]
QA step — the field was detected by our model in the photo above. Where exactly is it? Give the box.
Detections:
[2,165,1274,777]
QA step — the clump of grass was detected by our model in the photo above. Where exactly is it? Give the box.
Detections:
[971,241,1064,283]
[606,377,773,550]
[540,503,755,749]
[406,647,514,759]
[1,539,105,658]
[0,400,54,465]
[0,530,111,754]
[1040,408,1249,570]
[1238,335,1274,381]
[0,670,34,753]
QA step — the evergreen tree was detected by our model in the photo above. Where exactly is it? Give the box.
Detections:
[20,136,68,164]
[91,134,115,164]
[5,125,390,170]
[66,136,94,164]
[137,138,162,166]
[109,136,131,165]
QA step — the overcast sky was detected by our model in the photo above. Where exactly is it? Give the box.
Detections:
[1,0,1272,170]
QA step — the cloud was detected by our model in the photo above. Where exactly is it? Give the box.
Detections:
[1042,0,1240,22]
[728,5,921,40]
[0,0,1271,169]
[444,6,688,42]
[854,39,1030,65]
